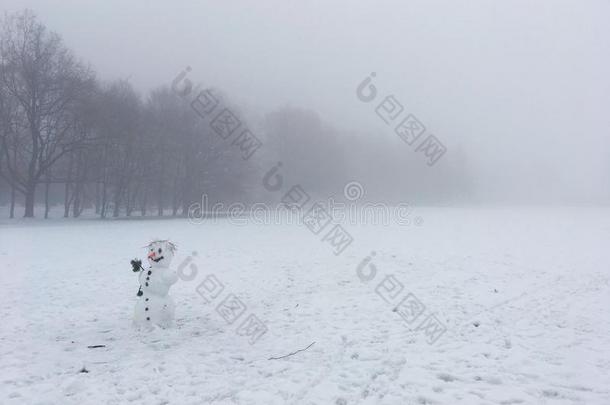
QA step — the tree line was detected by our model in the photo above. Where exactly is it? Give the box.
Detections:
[0,10,255,218]
[0,10,472,218]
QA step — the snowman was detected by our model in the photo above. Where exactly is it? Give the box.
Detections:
[131,240,179,329]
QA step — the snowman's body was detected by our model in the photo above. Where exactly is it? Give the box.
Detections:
[133,240,179,329]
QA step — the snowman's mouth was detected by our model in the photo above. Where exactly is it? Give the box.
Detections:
[152,256,164,263]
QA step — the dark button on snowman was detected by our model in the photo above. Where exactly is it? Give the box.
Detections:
[131,240,179,329]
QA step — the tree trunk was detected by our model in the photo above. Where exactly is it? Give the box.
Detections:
[9,183,16,219]
[157,197,163,216]
[113,187,121,218]
[100,181,107,218]
[72,152,83,217]
[44,173,51,219]
[140,190,148,216]
[95,181,101,214]
[100,145,109,218]
[64,153,74,217]
[126,191,133,217]
[113,200,120,217]
[157,180,163,216]
[72,184,82,217]
[171,178,179,216]
[24,184,35,217]
[63,183,71,217]
[9,143,18,218]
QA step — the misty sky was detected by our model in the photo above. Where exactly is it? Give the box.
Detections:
[5,0,609,203]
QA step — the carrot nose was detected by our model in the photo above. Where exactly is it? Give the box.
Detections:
[148,251,156,259]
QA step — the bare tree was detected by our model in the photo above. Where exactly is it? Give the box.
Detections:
[91,80,142,218]
[0,10,95,217]
[0,59,23,217]
[0,11,267,218]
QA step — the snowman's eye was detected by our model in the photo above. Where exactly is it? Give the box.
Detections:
[158,248,162,253]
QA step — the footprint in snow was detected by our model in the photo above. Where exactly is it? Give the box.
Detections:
[437,372,457,382]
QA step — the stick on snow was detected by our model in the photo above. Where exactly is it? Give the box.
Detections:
[268,341,316,360]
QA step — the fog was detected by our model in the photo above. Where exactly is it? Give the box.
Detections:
[3,4,610,401]
[2,0,609,209]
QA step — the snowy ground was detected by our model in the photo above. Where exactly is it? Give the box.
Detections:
[1,207,609,404]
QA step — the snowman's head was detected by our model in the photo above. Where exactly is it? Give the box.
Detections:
[145,239,177,267]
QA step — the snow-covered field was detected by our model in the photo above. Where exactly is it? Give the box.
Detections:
[1,207,609,404]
